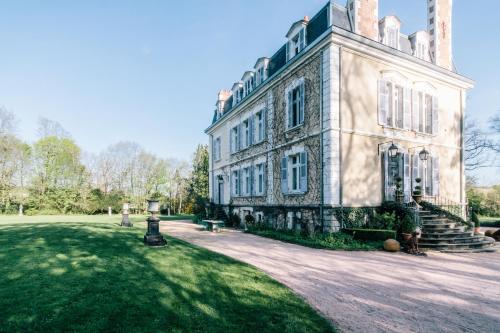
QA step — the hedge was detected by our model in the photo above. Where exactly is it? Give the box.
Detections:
[343,228,396,241]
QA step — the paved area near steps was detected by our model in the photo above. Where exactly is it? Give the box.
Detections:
[161,221,500,333]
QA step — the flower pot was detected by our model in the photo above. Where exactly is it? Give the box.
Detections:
[412,194,422,204]
[402,233,412,242]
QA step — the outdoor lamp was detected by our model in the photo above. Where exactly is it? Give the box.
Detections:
[419,148,430,161]
[388,143,399,159]
[144,199,166,246]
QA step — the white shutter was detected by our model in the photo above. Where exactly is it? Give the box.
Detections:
[249,117,253,146]
[432,157,440,196]
[432,96,439,135]
[378,80,388,126]
[299,82,305,124]
[403,153,410,202]
[229,128,233,154]
[412,90,419,131]
[285,41,290,61]
[281,157,288,194]
[287,90,292,128]
[299,151,308,193]
[403,88,412,130]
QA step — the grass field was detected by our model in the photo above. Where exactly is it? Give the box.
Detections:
[0,215,334,333]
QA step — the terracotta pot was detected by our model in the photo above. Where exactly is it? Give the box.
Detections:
[402,233,412,242]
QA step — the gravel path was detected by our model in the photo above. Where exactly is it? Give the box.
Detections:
[161,221,500,333]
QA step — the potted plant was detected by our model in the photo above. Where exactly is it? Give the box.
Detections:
[400,215,416,242]
[412,178,423,204]
[395,176,404,203]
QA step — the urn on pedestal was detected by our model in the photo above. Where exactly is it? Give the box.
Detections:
[121,202,133,227]
[144,199,167,246]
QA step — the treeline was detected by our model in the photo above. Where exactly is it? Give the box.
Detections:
[0,108,208,215]
[467,185,500,217]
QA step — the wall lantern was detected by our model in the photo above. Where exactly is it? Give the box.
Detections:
[419,148,430,161]
[378,141,399,159]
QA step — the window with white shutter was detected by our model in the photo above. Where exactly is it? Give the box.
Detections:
[378,80,389,126]
[281,157,288,194]
[403,88,412,130]
[254,163,265,196]
[432,96,439,135]
[412,90,420,131]
[425,95,433,134]
[286,80,305,129]
[299,152,308,193]
[432,157,439,196]
[403,153,410,202]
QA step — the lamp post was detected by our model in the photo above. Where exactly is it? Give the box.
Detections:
[121,202,133,227]
[144,199,167,246]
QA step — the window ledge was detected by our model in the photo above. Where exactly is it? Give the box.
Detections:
[285,123,304,133]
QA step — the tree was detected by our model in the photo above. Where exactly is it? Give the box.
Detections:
[37,117,70,139]
[186,144,209,216]
[464,116,499,170]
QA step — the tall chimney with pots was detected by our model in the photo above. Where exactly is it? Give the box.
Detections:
[428,0,453,70]
[347,0,379,41]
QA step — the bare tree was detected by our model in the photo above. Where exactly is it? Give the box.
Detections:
[37,117,71,139]
[0,107,17,136]
[464,117,498,170]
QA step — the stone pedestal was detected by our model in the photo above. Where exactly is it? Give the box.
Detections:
[121,213,133,227]
[144,216,167,246]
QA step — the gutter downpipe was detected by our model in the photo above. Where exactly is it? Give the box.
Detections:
[319,48,324,232]
[339,45,344,229]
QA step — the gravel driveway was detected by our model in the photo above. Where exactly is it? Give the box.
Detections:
[161,221,500,333]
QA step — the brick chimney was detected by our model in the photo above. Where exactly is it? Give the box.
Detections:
[347,0,379,41]
[216,90,231,116]
[428,0,453,70]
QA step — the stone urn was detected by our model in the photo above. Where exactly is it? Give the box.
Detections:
[144,199,167,247]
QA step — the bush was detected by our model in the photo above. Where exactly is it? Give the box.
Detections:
[244,214,255,226]
[230,214,241,228]
[343,228,396,241]
[400,215,416,234]
[372,212,397,230]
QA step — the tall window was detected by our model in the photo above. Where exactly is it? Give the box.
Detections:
[281,152,308,194]
[243,167,251,196]
[287,28,306,60]
[255,110,265,143]
[418,92,424,132]
[230,126,239,153]
[394,85,404,128]
[425,95,433,134]
[255,163,265,196]
[231,170,240,196]
[242,119,251,148]
[213,137,221,161]
[287,81,305,129]
[387,27,399,49]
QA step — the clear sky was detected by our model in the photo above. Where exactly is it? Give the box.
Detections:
[0,1,498,184]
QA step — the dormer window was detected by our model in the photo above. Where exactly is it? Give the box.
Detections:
[379,16,401,51]
[387,27,399,49]
[409,31,430,61]
[254,57,269,86]
[287,28,306,60]
[285,18,308,61]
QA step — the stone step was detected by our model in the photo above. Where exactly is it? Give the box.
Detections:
[419,214,441,219]
[419,236,487,245]
[420,217,449,222]
[421,231,473,239]
[421,226,466,233]
[419,237,495,251]
[422,222,456,229]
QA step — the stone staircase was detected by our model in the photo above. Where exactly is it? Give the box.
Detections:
[418,210,496,253]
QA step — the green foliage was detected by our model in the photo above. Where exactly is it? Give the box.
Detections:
[247,226,383,251]
[372,212,397,230]
[245,214,255,226]
[230,213,241,228]
[186,144,209,216]
[420,201,472,228]
[471,211,480,227]
[413,178,422,195]
[400,215,416,234]
[0,216,334,333]
[467,186,500,217]
[343,228,396,241]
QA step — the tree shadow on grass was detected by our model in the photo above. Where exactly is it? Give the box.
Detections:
[0,222,334,333]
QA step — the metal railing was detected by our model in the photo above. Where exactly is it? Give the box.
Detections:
[421,195,469,221]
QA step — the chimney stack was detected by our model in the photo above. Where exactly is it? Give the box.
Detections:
[216,90,231,116]
[428,0,453,70]
[347,0,379,41]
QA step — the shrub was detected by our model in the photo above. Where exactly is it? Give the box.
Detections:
[471,211,480,228]
[244,214,255,227]
[372,212,397,230]
[343,228,396,241]
[400,215,416,234]
[230,214,241,228]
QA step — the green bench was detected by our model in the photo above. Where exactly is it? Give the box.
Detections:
[202,220,225,232]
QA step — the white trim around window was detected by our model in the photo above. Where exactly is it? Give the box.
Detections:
[285,77,305,130]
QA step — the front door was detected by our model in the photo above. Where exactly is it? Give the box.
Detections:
[383,152,410,202]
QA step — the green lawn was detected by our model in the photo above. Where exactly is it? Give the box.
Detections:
[479,215,500,228]
[0,215,334,333]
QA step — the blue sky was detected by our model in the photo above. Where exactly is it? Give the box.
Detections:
[0,1,498,183]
